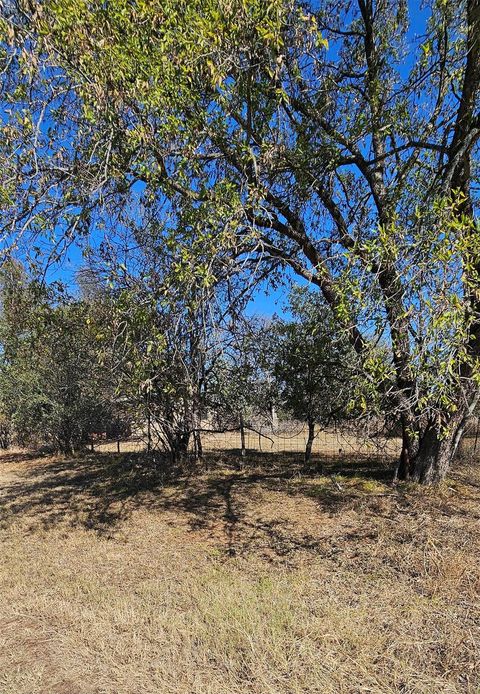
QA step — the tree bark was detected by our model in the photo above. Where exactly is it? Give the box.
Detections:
[192,405,203,460]
[171,430,190,463]
[194,429,203,460]
[396,415,416,481]
[305,417,315,464]
[411,428,454,485]
[146,402,152,453]
[397,419,464,484]
[239,412,246,457]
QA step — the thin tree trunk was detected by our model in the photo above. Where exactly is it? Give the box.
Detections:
[146,405,152,453]
[395,415,416,481]
[239,412,246,457]
[172,430,190,463]
[194,429,203,459]
[192,406,203,461]
[305,418,315,464]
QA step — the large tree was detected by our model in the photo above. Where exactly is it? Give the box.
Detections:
[1,0,480,482]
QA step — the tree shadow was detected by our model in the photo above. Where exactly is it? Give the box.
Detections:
[0,449,49,465]
[0,449,397,558]
[0,452,173,532]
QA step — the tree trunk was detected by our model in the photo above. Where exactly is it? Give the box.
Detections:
[397,419,464,485]
[194,429,203,460]
[172,430,190,463]
[146,406,152,453]
[192,406,203,460]
[305,418,315,464]
[396,415,415,481]
[239,412,246,457]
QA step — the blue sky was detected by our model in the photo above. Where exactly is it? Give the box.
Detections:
[47,237,294,318]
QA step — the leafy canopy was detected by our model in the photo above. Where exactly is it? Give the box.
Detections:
[1,0,480,480]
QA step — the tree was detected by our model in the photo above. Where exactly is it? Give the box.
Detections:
[272,289,356,463]
[2,1,480,482]
[0,266,118,453]
[208,318,274,456]
[76,194,258,463]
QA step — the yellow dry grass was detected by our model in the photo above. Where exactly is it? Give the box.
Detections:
[0,448,479,693]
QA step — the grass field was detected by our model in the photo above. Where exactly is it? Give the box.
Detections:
[0,448,479,693]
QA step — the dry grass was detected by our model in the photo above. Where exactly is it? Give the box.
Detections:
[0,448,479,693]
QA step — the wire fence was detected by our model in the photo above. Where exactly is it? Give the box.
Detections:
[91,416,480,466]
[94,420,402,461]
[459,418,480,460]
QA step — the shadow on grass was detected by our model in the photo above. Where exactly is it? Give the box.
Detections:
[0,449,397,556]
